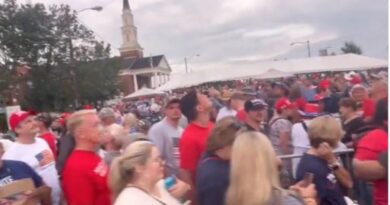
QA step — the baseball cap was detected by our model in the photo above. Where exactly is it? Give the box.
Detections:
[57,112,70,127]
[344,71,357,80]
[319,80,331,90]
[274,98,296,112]
[244,99,268,112]
[297,110,322,119]
[9,111,31,131]
[349,75,362,85]
[83,104,94,110]
[271,82,289,90]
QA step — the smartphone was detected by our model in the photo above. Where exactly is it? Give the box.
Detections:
[302,172,314,187]
[164,176,176,190]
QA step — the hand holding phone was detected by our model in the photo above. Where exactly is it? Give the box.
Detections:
[164,176,177,190]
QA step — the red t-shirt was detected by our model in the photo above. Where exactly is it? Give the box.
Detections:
[362,98,375,118]
[62,150,111,205]
[355,129,388,205]
[236,109,247,122]
[179,122,213,176]
[39,132,57,159]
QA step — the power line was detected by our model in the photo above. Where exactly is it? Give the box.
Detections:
[33,0,120,49]
[77,18,118,48]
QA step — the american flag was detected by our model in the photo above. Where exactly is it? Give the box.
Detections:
[35,150,54,167]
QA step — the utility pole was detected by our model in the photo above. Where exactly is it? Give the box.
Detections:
[184,54,200,73]
[306,40,311,58]
[290,41,311,58]
[184,57,188,73]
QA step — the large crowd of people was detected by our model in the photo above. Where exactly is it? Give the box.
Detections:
[0,70,388,205]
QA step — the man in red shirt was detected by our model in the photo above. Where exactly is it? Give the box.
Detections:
[35,113,57,159]
[354,98,388,205]
[179,90,213,205]
[62,110,111,205]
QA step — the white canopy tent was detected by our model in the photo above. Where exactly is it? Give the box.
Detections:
[157,68,293,91]
[123,87,165,100]
[157,54,387,91]
[267,54,387,74]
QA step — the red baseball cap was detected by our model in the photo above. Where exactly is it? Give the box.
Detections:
[83,105,93,110]
[9,111,31,131]
[319,79,330,90]
[58,112,71,126]
[274,98,296,112]
[349,75,362,85]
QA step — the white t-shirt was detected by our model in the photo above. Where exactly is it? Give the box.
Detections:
[3,137,61,205]
[216,107,237,121]
[0,139,14,152]
[291,121,311,149]
[114,180,181,205]
[292,120,348,150]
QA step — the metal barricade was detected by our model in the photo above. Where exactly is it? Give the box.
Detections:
[279,149,360,200]
[279,148,355,176]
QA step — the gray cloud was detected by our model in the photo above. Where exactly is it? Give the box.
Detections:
[25,0,388,73]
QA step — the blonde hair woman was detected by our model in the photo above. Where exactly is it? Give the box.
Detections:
[109,141,190,205]
[296,115,353,205]
[103,124,131,166]
[122,113,139,133]
[226,132,317,205]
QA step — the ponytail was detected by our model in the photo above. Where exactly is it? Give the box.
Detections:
[109,156,130,202]
[108,141,154,202]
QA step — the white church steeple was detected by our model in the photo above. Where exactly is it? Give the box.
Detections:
[119,0,143,59]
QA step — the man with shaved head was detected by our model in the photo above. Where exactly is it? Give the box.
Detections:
[61,110,111,205]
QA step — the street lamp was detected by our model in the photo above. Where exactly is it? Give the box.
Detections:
[290,40,311,58]
[184,54,200,73]
[77,6,103,13]
[69,6,102,108]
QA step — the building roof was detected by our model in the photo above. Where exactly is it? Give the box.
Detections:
[122,55,165,70]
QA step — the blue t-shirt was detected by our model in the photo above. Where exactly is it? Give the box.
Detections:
[296,153,346,205]
[196,152,230,205]
[0,160,43,188]
[302,88,316,102]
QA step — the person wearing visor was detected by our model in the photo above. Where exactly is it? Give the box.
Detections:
[243,99,268,132]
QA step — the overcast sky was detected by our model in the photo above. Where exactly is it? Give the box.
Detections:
[15,0,389,73]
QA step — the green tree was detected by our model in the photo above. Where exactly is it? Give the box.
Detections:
[341,41,363,54]
[0,0,121,111]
